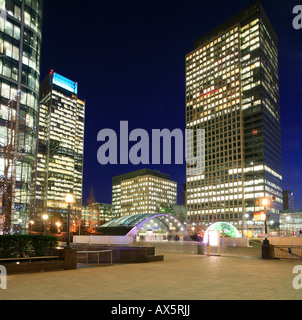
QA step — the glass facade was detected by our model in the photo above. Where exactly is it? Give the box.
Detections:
[279,210,302,236]
[34,71,85,226]
[0,0,43,233]
[185,2,283,233]
[112,169,178,217]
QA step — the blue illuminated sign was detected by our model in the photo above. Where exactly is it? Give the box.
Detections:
[52,73,78,94]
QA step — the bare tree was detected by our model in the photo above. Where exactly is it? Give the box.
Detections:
[0,90,23,234]
[1,96,16,233]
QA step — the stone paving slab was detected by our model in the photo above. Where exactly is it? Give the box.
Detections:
[0,251,301,300]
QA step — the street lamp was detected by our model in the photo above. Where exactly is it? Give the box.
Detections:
[65,193,74,249]
[17,219,22,235]
[29,220,34,233]
[261,197,270,244]
[42,214,49,235]
[261,198,270,207]
[242,213,250,238]
[56,222,61,234]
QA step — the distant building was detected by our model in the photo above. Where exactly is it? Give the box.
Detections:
[282,190,294,210]
[182,184,187,206]
[112,169,177,217]
[34,71,85,221]
[82,203,113,230]
[279,210,302,236]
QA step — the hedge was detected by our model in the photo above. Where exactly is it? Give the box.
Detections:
[0,235,59,258]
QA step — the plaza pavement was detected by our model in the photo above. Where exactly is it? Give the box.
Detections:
[0,250,301,301]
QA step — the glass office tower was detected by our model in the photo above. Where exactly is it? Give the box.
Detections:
[34,71,85,227]
[0,0,43,233]
[185,1,283,234]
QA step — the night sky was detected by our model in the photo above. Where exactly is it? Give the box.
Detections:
[40,0,302,208]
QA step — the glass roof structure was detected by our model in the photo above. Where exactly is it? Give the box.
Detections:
[100,213,191,240]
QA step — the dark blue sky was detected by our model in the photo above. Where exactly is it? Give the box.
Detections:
[40,0,302,208]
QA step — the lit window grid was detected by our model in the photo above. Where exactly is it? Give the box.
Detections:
[279,211,302,236]
[0,0,43,225]
[36,88,85,211]
[113,175,177,217]
[185,16,282,228]
[185,25,245,223]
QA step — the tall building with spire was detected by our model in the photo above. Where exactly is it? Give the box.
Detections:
[185,1,283,234]
[0,0,43,233]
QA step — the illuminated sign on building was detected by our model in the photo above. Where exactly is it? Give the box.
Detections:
[254,211,267,222]
[52,72,78,94]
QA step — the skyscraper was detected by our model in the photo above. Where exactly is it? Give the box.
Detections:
[0,0,43,233]
[282,190,294,211]
[112,169,177,217]
[185,1,283,233]
[34,71,85,224]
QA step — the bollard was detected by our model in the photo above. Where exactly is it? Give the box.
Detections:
[262,243,274,259]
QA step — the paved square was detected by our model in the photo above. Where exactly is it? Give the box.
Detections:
[0,251,301,300]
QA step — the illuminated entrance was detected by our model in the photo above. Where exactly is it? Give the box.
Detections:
[100,213,191,242]
[203,222,240,244]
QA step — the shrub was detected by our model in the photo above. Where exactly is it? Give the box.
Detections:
[29,235,59,257]
[0,235,59,258]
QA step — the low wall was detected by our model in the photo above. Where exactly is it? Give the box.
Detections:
[72,244,163,263]
[73,236,134,246]
[221,237,249,247]
[267,237,302,246]
[136,241,201,254]
[1,249,78,275]
[136,240,261,258]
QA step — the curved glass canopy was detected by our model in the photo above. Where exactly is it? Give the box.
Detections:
[100,213,191,241]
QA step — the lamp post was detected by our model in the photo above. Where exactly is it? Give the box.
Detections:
[17,219,22,235]
[56,222,61,234]
[29,220,34,233]
[65,194,74,249]
[42,214,49,235]
[242,213,249,238]
[261,197,270,244]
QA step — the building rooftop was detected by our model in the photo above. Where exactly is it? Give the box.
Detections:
[112,168,173,185]
[192,0,277,51]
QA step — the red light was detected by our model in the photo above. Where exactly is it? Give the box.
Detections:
[253,130,258,136]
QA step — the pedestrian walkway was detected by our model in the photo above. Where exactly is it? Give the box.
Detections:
[0,250,301,300]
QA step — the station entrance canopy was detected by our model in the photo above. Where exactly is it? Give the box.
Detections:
[99,213,191,240]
